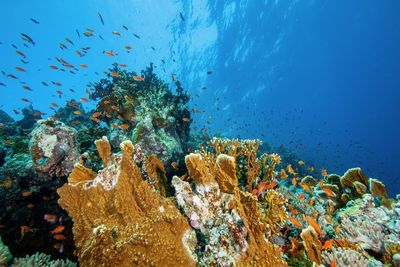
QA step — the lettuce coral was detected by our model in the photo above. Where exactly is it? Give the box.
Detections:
[57,137,196,267]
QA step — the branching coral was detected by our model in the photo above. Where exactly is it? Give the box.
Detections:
[258,189,288,236]
[173,152,287,267]
[12,252,77,267]
[57,137,196,267]
[322,247,383,267]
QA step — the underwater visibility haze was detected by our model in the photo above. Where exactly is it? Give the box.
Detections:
[0,1,399,266]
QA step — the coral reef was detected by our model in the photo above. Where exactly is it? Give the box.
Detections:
[12,252,77,267]
[57,137,196,267]
[29,119,80,178]
[173,152,287,267]
[0,237,11,267]
[322,247,383,267]
[300,226,322,265]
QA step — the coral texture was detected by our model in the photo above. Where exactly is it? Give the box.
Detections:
[12,252,77,267]
[29,119,79,177]
[322,247,383,267]
[0,237,11,267]
[173,152,287,267]
[300,226,322,265]
[57,137,195,267]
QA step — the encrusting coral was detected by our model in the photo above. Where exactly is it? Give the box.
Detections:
[57,137,196,267]
[173,152,287,267]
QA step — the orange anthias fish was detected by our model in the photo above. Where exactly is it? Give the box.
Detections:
[287,216,302,229]
[280,169,288,180]
[298,160,305,165]
[322,239,333,250]
[171,73,175,81]
[112,31,121,36]
[321,168,328,177]
[133,76,144,81]
[74,110,82,115]
[298,182,312,193]
[119,64,127,67]
[79,97,90,103]
[22,191,32,197]
[111,72,120,78]
[124,45,132,50]
[119,124,129,130]
[44,214,58,224]
[171,162,179,170]
[297,193,305,200]
[79,64,88,68]
[20,225,33,237]
[292,177,297,187]
[51,225,65,234]
[330,259,336,267]
[287,164,296,175]
[15,66,27,72]
[104,50,115,56]
[323,188,336,198]
[182,118,190,122]
[92,111,101,118]
[307,217,322,235]
[49,65,58,69]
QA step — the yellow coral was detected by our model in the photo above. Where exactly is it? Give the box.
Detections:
[144,154,168,196]
[258,189,288,235]
[57,139,196,267]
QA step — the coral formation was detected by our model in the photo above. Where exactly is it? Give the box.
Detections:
[0,237,11,267]
[29,119,79,177]
[12,252,77,267]
[322,247,383,267]
[300,226,322,265]
[57,137,195,267]
[173,152,287,267]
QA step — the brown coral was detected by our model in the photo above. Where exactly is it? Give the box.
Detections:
[300,226,322,265]
[144,154,168,196]
[57,138,196,267]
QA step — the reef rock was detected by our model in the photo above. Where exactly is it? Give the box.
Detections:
[0,109,14,124]
[173,152,287,267]
[29,119,79,177]
[57,137,195,267]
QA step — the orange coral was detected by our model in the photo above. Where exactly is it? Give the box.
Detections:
[144,154,168,196]
[300,226,322,265]
[57,138,196,267]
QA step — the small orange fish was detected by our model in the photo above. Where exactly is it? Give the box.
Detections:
[51,102,58,107]
[27,204,35,209]
[111,72,120,78]
[20,225,33,236]
[56,90,62,95]
[51,225,65,234]
[251,189,258,195]
[298,160,305,165]
[321,168,328,177]
[112,31,121,36]
[319,179,324,188]
[280,169,288,180]
[171,162,179,170]
[53,243,62,250]
[182,118,190,122]
[49,65,58,69]
[119,64,127,68]
[91,117,101,123]
[92,111,101,118]
[15,66,27,72]
[22,85,33,91]
[133,76,144,81]
[299,182,312,193]
[297,193,305,200]
[292,177,297,186]
[324,215,332,224]
[74,110,82,115]
[119,124,129,130]
[330,259,336,267]
[104,50,115,56]
[79,64,88,68]
[83,31,94,37]
[266,181,277,190]
[124,45,132,50]
[103,100,111,105]
[287,164,296,175]
[111,105,119,110]
[323,188,336,198]
[53,234,66,240]
[322,239,333,250]
[16,50,26,58]
[307,217,322,235]
[44,214,58,223]
[80,97,90,103]
[287,216,302,229]
[22,191,32,197]
[110,123,118,129]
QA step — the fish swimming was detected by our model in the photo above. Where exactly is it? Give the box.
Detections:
[98,12,104,25]
[21,33,35,45]
[30,18,40,24]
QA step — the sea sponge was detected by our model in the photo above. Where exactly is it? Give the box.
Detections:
[215,154,238,193]
[57,138,196,267]
[340,167,368,188]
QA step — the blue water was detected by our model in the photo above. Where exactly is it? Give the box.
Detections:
[1,1,399,195]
